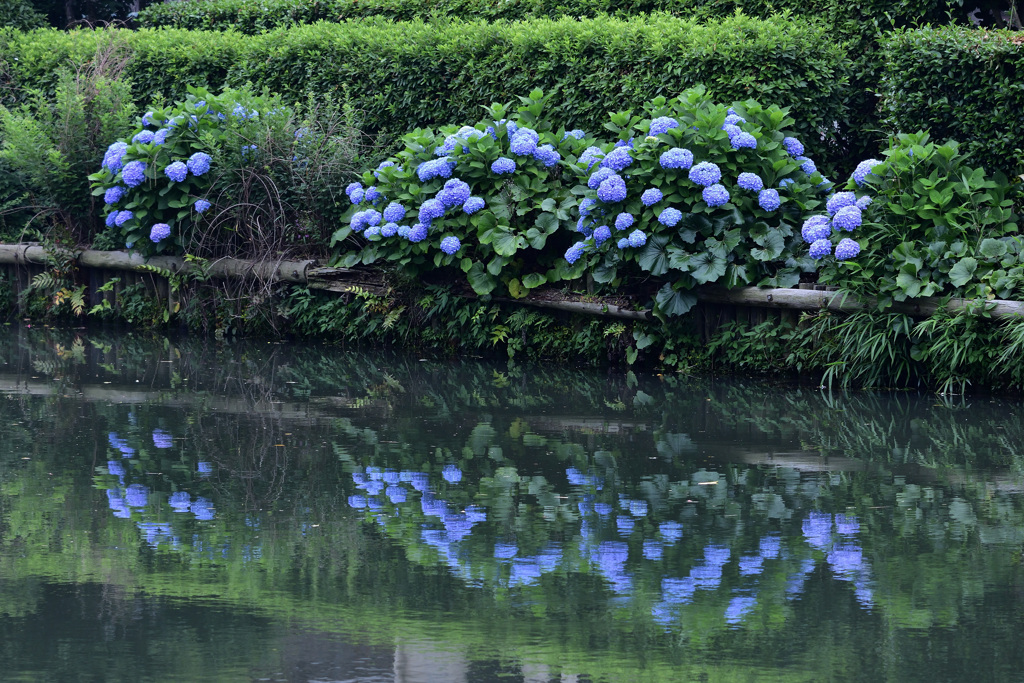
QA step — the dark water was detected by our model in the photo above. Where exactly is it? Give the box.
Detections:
[1,326,1024,682]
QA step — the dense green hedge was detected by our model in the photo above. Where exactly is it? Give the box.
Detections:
[0,15,854,169]
[136,0,961,34]
[879,26,1024,177]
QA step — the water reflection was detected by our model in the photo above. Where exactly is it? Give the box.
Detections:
[1,325,1024,681]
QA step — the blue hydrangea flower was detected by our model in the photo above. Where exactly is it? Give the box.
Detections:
[105,211,118,227]
[121,160,147,187]
[463,196,485,214]
[440,235,461,254]
[142,111,154,127]
[578,146,604,169]
[374,160,395,179]
[435,135,460,157]
[615,137,634,149]
[241,144,257,160]
[419,198,445,224]
[438,178,471,208]
[408,223,428,242]
[659,147,693,170]
[364,225,381,238]
[164,161,188,182]
[562,129,586,141]
[194,199,211,213]
[724,113,745,125]
[565,242,585,264]
[641,188,663,206]
[832,205,862,231]
[346,182,363,198]
[783,137,804,156]
[856,195,872,210]
[826,191,857,216]
[702,183,730,207]
[103,141,128,172]
[593,225,612,245]
[364,209,382,226]
[796,156,817,175]
[658,207,682,226]
[491,157,516,174]
[104,186,125,205]
[597,174,627,203]
[397,224,411,238]
[801,216,832,243]
[153,129,170,145]
[576,217,594,236]
[350,211,368,232]
[809,238,832,259]
[383,202,406,223]
[649,116,679,136]
[835,237,861,260]
[186,152,211,176]
[852,159,883,186]
[533,144,561,167]
[579,197,596,217]
[779,178,796,189]
[364,186,382,204]
[587,166,615,190]
[628,229,647,248]
[731,132,757,150]
[381,222,399,237]
[349,187,365,204]
[722,123,742,139]
[132,130,155,144]
[617,237,630,249]
[417,158,455,181]
[600,146,633,172]
[758,189,781,211]
[501,119,518,139]
[615,212,634,231]
[114,210,133,226]
[150,223,171,243]
[510,130,539,156]
[737,172,764,191]
[688,161,721,187]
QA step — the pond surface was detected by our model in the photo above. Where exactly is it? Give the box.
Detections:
[1,325,1023,682]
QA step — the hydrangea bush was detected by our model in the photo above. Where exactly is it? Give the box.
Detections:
[815,132,1023,304]
[331,90,587,297]
[563,87,829,316]
[89,87,292,256]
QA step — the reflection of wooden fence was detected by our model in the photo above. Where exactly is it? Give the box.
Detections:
[3,245,1023,338]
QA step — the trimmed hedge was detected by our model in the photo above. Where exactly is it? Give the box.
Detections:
[137,0,962,35]
[879,26,1024,177]
[1,14,853,169]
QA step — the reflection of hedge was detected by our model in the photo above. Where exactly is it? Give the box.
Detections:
[137,0,961,34]
[1,15,851,167]
[879,26,1024,177]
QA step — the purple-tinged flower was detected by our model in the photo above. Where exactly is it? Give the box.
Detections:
[382,202,406,223]
[796,156,817,176]
[114,210,133,227]
[758,189,781,211]
[565,242,585,264]
[121,160,147,187]
[419,198,445,224]
[125,484,149,507]
[578,146,604,169]
[132,130,155,144]
[105,211,118,227]
[187,152,211,176]
[164,161,188,183]
[614,212,634,231]
[533,144,561,167]
[783,136,804,156]
[380,222,399,237]
[826,191,857,216]
[809,238,832,259]
[702,183,730,207]
[832,205,862,231]
[737,172,763,191]
[835,238,861,260]
[365,186,382,204]
[600,146,633,172]
[438,178,471,208]
[660,147,693,170]
[722,123,742,139]
[731,132,757,150]
[562,129,586,140]
[597,174,627,203]
[628,229,647,248]
[649,116,679,136]
[510,129,539,156]
[150,223,171,243]
[463,196,485,214]
[439,235,461,254]
[852,159,883,186]
[801,216,832,243]
[104,185,125,205]
[641,188,663,206]
[349,187,365,204]
[658,207,682,227]
[588,166,615,190]
[102,142,129,172]
[142,111,155,127]
[688,161,721,186]
[491,157,516,174]
[593,225,611,245]
[856,195,873,210]
[616,237,630,249]
[408,223,428,242]
[724,113,745,125]
[363,208,382,226]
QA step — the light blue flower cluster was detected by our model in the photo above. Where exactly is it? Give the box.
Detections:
[649,116,679,136]
[628,229,647,247]
[533,144,561,167]
[724,113,745,126]
[379,222,397,237]
[565,242,585,264]
[852,159,883,186]
[150,223,171,242]
[374,160,396,179]
[142,112,154,127]
[417,158,455,181]
[783,137,804,156]
[658,207,682,227]
[491,157,516,174]
[438,178,471,208]
[346,182,364,204]
[383,202,406,223]
[463,196,485,214]
[796,156,816,175]
[597,174,627,203]
[562,129,586,141]
[831,205,862,231]
[730,132,757,150]
[702,183,730,207]
[825,191,856,216]
[578,146,604,169]
[600,146,633,172]
[510,127,539,156]
[104,185,125,205]
[615,212,634,230]
[114,210,133,226]
[856,195,872,210]
[440,236,461,254]
[835,237,861,260]
[809,238,832,259]
[737,172,763,191]
[419,198,445,224]
[588,166,614,190]
[132,130,155,144]
[103,142,128,172]
[165,161,188,183]
[194,199,211,213]
[593,225,612,245]
[187,152,211,176]
[659,147,693,170]
[641,188,663,206]
[409,224,428,242]
[801,216,832,243]
[688,161,721,187]
[758,189,780,211]
[153,129,170,145]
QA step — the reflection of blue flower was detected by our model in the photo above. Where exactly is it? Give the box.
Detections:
[363,480,385,496]
[442,464,462,483]
[802,511,833,549]
[616,515,635,536]
[725,595,757,625]
[827,543,865,579]
[662,577,695,604]
[629,500,648,517]
[348,495,367,508]
[835,514,860,536]
[409,472,429,492]
[759,535,781,559]
[510,558,543,586]
[192,497,214,520]
[125,484,149,507]
[739,555,764,576]
[643,539,664,561]
[465,506,487,524]
[385,485,407,503]
[494,543,518,559]
[197,462,213,475]
[659,521,683,543]
[169,491,191,512]
[107,460,125,477]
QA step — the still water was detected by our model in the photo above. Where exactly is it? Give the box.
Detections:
[1,325,1023,682]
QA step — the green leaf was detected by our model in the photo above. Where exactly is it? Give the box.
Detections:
[492,230,522,257]
[690,251,727,284]
[654,283,697,316]
[751,230,785,261]
[637,235,671,275]
[948,257,978,287]
[979,238,1008,259]
[467,261,498,295]
[522,272,546,289]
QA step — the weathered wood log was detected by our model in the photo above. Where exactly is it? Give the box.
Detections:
[495,296,652,321]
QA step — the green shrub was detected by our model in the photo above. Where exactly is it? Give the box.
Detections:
[879,26,1024,178]
[814,132,1022,304]
[0,0,46,31]
[0,15,854,170]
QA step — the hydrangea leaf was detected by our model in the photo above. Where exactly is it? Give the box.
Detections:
[522,273,547,289]
[690,251,727,284]
[948,257,978,287]
[654,283,697,317]
[467,261,498,295]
